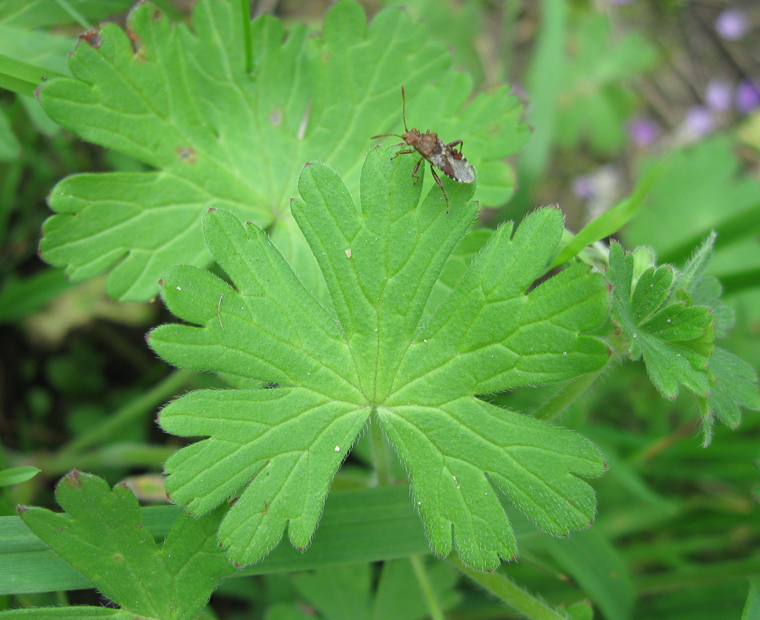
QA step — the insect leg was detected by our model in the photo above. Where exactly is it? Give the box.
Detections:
[411,158,423,184]
[390,148,416,161]
[447,140,464,158]
[429,165,450,213]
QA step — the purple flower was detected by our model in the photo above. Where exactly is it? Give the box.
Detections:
[572,175,596,200]
[715,8,748,40]
[736,80,760,114]
[628,117,660,147]
[685,106,714,137]
[705,79,734,112]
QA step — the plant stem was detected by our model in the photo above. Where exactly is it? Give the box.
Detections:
[449,554,567,620]
[60,368,195,456]
[42,444,176,475]
[410,554,446,620]
[369,412,393,487]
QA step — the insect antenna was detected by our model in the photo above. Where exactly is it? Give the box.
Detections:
[371,86,409,140]
[400,85,409,132]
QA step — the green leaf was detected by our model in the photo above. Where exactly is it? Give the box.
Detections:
[38,0,527,302]
[15,471,235,620]
[550,157,667,269]
[0,467,40,487]
[608,242,714,401]
[700,348,760,436]
[674,233,735,338]
[150,145,610,570]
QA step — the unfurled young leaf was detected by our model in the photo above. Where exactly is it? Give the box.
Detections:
[38,0,527,302]
[149,146,610,571]
[608,241,714,400]
[13,471,235,620]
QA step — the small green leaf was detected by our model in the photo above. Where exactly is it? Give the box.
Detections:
[700,348,760,434]
[150,146,609,570]
[17,471,235,620]
[609,241,714,400]
[38,0,527,302]
[0,466,40,487]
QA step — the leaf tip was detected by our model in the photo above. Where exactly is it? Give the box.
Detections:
[17,505,29,515]
[78,30,102,49]
[64,469,82,487]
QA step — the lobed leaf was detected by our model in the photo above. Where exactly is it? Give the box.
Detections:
[151,146,610,570]
[38,0,528,302]
[14,471,234,620]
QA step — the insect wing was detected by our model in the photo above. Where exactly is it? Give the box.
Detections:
[427,143,475,183]
[448,156,475,183]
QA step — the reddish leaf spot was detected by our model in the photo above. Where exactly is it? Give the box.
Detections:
[208,207,216,213]
[17,505,29,515]
[176,146,197,163]
[158,278,164,286]
[113,553,124,562]
[79,30,102,48]
[588,519,595,527]
[304,162,313,168]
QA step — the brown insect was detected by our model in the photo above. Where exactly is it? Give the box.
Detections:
[372,86,475,212]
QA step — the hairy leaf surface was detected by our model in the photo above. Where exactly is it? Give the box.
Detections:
[38,0,527,301]
[149,147,609,570]
[13,471,234,620]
